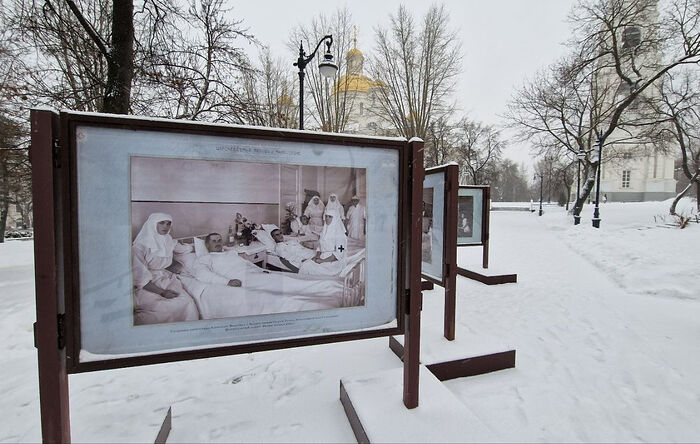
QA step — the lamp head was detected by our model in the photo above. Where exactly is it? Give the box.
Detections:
[318,48,338,79]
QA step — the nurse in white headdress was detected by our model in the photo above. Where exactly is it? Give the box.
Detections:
[131,213,199,325]
[326,193,345,216]
[303,195,325,235]
[299,208,347,276]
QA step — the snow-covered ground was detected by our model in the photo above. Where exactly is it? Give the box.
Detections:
[1,199,699,442]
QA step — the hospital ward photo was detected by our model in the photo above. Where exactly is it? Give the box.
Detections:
[129,156,368,326]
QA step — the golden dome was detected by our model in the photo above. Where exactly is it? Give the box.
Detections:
[332,73,383,94]
[277,94,293,105]
[347,47,363,57]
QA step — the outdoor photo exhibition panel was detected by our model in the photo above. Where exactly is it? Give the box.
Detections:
[421,169,446,282]
[54,111,409,372]
[457,186,486,246]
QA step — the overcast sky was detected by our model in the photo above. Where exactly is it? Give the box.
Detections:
[233,0,578,168]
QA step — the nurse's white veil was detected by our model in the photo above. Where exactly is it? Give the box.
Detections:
[133,212,175,257]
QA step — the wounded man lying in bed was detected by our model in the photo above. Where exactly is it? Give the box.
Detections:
[192,233,263,286]
[192,232,342,295]
[181,232,356,319]
[270,228,316,273]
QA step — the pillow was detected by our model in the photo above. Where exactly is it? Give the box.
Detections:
[193,237,207,257]
[261,223,279,232]
[173,251,197,271]
[253,228,277,252]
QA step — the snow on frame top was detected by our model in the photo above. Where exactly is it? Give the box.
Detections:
[57,109,409,143]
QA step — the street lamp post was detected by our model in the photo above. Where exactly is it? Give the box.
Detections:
[293,35,338,130]
[574,147,585,225]
[592,133,603,228]
[534,172,544,216]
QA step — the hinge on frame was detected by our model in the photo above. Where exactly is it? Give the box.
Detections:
[32,314,66,350]
[52,137,61,168]
[57,313,66,350]
[405,289,411,314]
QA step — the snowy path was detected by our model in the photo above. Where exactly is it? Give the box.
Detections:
[1,264,40,443]
[445,212,700,442]
[1,203,699,442]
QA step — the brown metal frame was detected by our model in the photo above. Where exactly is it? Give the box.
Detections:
[36,110,410,373]
[403,139,424,408]
[420,164,458,340]
[32,109,71,442]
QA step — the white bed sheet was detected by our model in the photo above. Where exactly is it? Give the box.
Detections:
[180,271,349,320]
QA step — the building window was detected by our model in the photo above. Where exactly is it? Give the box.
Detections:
[359,102,364,116]
[622,152,632,159]
[622,26,641,49]
[622,170,631,188]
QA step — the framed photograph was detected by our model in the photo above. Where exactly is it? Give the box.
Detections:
[420,164,458,285]
[57,111,410,371]
[457,186,488,246]
[421,171,444,282]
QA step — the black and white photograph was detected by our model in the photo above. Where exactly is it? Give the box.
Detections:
[458,195,474,237]
[422,187,434,263]
[457,186,485,245]
[130,156,367,326]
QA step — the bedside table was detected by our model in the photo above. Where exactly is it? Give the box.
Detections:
[229,241,268,269]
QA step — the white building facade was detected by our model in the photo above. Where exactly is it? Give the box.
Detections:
[596,0,676,202]
[332,41,394,137]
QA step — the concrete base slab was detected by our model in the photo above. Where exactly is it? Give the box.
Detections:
[340,365,496,443]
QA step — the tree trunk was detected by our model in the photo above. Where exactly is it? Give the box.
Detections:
[572,167,596,217]
[103,0,134,114]
[0,155,8,243]
[670,171,700,216]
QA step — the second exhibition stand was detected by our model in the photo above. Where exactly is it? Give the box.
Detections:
[340,164,517,443]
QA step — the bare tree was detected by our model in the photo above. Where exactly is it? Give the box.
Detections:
[288,7,356,132]
[5,0,257,120]
[133,0,257,123]
[4,0,113,111]
[369,4,461,139]
[0,116,29,242]
[650,69,700,214]
[424,115,458,167]
[241,49,299,128]
[508,0,700,219]
[454,119,504,185]
[489,159,531,202]
[0,25,31,241]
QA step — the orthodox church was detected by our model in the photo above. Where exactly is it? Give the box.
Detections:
[596,0,676,202]
[331,37,394,137]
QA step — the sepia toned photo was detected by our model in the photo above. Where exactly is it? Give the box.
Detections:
[458,195,474,237]
[130,156,367,325]
[457,186,485,246]
[422,187,434,263]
